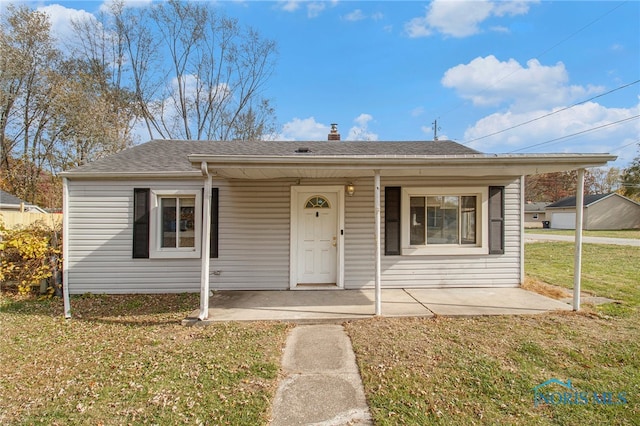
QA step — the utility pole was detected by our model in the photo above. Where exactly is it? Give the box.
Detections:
[432,119,441,141]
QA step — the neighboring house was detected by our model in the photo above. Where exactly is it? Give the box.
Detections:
[524,202,548,228]
[0,189,47,213]
[546,193,640,230]
[60,132,614,318]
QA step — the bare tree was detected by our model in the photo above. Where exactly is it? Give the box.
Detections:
[51,58,136,168]
[0,5,60,203]
[71,0,277,142]
[585,167,620,194]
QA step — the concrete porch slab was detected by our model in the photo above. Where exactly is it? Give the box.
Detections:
[184,289,433,324]
[407,287,572,316]
[183,287,571,325]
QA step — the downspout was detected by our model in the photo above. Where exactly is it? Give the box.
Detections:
[62,178,71,319]
[374,170,382,315]
[199,162,213,320]
[573,168,585,311]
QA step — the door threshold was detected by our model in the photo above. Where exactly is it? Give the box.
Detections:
[293,283,341,290]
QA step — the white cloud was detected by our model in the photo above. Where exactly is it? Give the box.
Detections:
[441,55,604,111]
[463,101,640,165]
[279,1,301,12]
[404,14,432,38]
[307,2,327,18]
[347,113,378,141]
[344,9,365,22]
[278,0,337,18]
[411,106,425,117]
[99,0,153,14]
[279,117,330,140]
[405,0,536,38]
[343,9,383,22]
[278,114,379,141]
[36,4,96,45]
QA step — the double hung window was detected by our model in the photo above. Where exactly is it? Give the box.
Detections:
[402,187,488,255]
[150,190,202,258]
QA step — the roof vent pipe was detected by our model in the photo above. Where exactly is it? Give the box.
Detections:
[328,123,340,141]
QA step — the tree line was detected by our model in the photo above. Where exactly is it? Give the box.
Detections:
[1,1,277,208]
[1,1,638,210]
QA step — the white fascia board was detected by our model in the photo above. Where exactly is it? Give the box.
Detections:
[191,153,617,178]
[59,171,203,179]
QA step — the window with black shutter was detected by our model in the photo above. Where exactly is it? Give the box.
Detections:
[133,188,150,258]
[488,186,505,254]
[210,188,219,258]
[385,186,401,255]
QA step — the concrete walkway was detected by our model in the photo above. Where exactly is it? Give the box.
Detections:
[526,233,640,246]
[184,288,571,324]
[269,325,372,425]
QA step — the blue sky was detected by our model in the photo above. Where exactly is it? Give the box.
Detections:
[14,0,640,167]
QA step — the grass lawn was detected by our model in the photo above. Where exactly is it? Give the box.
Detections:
[346,242,640,425]
[2,244,638,425]
[0,293,291,425]
[524,228,640,239]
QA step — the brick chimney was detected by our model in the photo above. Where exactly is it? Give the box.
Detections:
[328,123,340,141]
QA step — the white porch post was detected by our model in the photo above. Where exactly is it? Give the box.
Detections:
[573,168,585,311]
[520,175,525,285]
[198,163,213,320]
[62,178,71,319]
[374,170,382,316]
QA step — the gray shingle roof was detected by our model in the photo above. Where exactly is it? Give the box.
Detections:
[546,193,612,208]
[524,202,549,212]
[0,189,25,205]
[63,139,481,176]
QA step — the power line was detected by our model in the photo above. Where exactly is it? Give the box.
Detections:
[461,79,640,145]
[508,114,640,153]
[438,1,630,122]
[611,138,640,154]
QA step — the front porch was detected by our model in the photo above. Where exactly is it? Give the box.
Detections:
[183,287,571,324]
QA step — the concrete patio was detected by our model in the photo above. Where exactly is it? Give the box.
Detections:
[183,287,572,325]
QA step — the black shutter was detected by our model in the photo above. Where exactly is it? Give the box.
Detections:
[385,186,401,255]
[133,188,150,258]
[210,188,219,258]
[488,186,505,255]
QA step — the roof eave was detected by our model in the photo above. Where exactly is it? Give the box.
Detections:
[59,171,203,179]
[189,153,617,178]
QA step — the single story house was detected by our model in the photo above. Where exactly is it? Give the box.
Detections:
[0,189,47,213]
[524,202,548,228]
[546,193,640,230]
[60,133,615,318]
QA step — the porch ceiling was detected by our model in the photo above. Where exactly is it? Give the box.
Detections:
[189,153,616,180]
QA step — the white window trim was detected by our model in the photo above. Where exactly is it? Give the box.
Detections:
[401,187,489,256]
[150,190,202,259]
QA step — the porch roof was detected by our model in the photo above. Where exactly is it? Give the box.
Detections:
[61,139,616,179]
[190,152,616,179]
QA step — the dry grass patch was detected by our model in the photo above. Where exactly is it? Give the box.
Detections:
[521,277,571,300]
[0,293,291,425]
[346,312,639,425]
[348,243,639,425]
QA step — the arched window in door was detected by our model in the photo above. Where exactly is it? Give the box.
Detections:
[305,195,330,208]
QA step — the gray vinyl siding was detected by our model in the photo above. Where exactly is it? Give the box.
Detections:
[343,176,522,289]
[67,176,522,293]
[66,178,291,294]
[211,180,290,290]
[67,179,204,294]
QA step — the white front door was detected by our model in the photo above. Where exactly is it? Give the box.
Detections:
[291,187,344,288]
